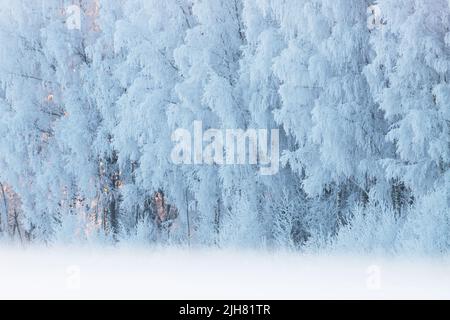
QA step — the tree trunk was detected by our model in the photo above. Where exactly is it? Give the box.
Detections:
[185,189,191,246]
[0,182,9,235]
[13,210,23,243]
[214,198,221,245]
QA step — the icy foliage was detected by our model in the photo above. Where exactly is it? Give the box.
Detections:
[0,1,448,254]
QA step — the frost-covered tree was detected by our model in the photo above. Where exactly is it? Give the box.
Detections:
[366,0,450,196]
[0,0,66,242]
[360,0,450,252]
[80,0,125,239]
[43,0,115,242]
[271,0,390,240]
[172,0,247,245]
[113,0,192,241]
[238,0,310,248]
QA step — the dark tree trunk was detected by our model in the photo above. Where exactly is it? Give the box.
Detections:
[0,182,8,235]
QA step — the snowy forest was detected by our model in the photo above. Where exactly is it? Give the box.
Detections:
[0,0,448,254]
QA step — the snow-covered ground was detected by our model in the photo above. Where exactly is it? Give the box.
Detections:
[1,246,449,300]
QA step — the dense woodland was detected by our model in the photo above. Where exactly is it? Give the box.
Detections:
[0,0,449,254]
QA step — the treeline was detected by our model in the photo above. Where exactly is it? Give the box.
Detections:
[0,0,448,253]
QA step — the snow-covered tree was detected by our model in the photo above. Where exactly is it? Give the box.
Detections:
[113,0,192,241]
[0,0,64,242]
[366,0,450,197]
[172,0,244,245]
[271,0,391,240]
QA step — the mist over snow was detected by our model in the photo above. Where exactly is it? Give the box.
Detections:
[1,246,450,299]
